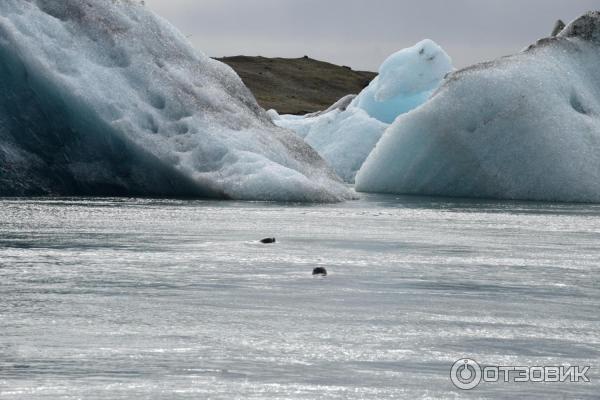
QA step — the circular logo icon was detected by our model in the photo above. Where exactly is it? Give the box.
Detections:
[450,358,482,390]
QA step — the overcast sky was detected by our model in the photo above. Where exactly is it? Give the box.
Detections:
[144,0,599,71]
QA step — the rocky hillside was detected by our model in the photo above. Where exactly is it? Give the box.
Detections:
[217,56,376,115]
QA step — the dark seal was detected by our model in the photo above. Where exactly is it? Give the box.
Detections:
[260,237,276,244]
[312,267,328,276]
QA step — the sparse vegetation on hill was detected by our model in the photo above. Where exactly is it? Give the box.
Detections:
[217,56,376,115]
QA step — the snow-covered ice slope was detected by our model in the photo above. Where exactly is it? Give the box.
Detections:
[356,12,600,203]
[0,0,350,202]
[273,40,452,182]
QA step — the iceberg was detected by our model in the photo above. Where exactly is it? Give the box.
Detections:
[356,12,600,203]
[274,40,452,182]
[0,0,351,202]
[351,39,453,124]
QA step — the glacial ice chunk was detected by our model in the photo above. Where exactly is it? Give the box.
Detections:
[351,39,453,124]
[275,109,388,182]
[274,40,452,182]
[356,12,600,203]
[0,0,350,202]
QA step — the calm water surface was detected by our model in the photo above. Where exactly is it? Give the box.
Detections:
[0,195,598,399]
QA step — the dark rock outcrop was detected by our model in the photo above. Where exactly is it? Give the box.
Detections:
[551,19,566,36]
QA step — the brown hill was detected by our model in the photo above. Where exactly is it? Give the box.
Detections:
[216,56,376,115]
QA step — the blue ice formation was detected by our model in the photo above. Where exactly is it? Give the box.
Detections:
[273,40,453,182]
[351,39,453,124]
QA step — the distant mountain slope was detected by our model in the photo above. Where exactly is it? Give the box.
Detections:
[216,56,377,115]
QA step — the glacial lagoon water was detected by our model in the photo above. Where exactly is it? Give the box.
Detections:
[0,195,598,399]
